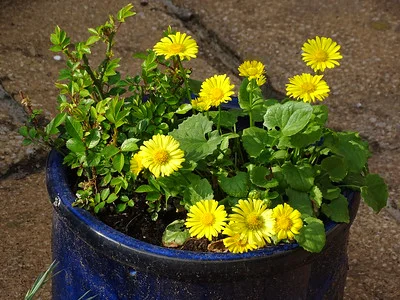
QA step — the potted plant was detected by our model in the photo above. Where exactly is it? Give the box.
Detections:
[20,4,388,299]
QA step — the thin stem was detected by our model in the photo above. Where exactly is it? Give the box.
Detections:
[177,58,192,103]
[217,105,222,133]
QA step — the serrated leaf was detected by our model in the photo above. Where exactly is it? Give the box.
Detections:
[289,123,322,149]
[183,178,214,210]
[282,162,314,192]
[170,114,222,162]
[112,152,124,172]
[248,165,270,188]
[296,217,326,253]
[310,185,323,207]
[286,188,313,216]
[361,174,388,212]
[321,155,348,182]
[218,172,249,198]
[162,220,190,248]
[242,127,271,157]
[324,131,369,173]
[263,101,313,136]
[321,194,350,223]
[209,110,242,129]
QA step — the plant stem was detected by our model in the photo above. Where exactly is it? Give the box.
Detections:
[249,90,254,127]
[177,58,192,103]
[217,105,222,133]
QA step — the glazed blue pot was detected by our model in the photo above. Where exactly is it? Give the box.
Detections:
[47,148,360,300]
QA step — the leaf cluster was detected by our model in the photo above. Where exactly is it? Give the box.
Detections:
[20,4,388,253]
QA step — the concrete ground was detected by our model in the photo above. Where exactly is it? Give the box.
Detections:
[0,0,399,298]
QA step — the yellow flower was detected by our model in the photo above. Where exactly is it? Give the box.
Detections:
[238,60,266,79]
[139,134,185,178]
[228,199,275,247]
[286,73,330,103]
[255,74,267,86]
[191,97,211,112]
[198,74,235,107]
[272,203,303,241]
[223,225,259,253]
[185,199,228,241]
[302,36,343,72]
[153,32,198,61]
[130,152,143,176]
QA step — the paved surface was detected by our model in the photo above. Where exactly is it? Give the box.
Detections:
[0,0,399,298]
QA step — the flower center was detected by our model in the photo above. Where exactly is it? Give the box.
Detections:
[210,88,224,101]
[247,67,259,76]
[201,212,215,226]
[168,43,185,54]
[153,150,170,164]
[301,82,316,93]
[276,216,292,230]
[313,50,328,62]
[246,212,261,229]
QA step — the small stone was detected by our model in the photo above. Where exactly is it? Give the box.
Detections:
[53,55,62,61]
[27,45,36,57]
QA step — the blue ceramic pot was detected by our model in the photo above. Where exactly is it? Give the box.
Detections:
[47,148,360,300]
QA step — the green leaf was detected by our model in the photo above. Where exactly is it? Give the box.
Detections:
[209,110,243,129]
[66,138,86,153]
[248,165,270,188]
[188,78,202,94]
[316,175,341,200]
[87,151,101,167]
[121,138,139,152]
[289,123,322,149]
[296,217,326,253]
[321,194,350,223]
[86,35,100,46]
[183,178,214,209]
[286,188,313,216]
[112,152,124,172]
[282,162,314,192]
[238,78,267,122]
[117,3,136,22]
[135,185,157,193]
[360,174,388,212]
[162,220,190,248]
[86,129,101,149]
[170,114,222,162]
[324,131,369,173]
[101,145,119,159]
[65,116,83,140]
[175,104,192,115]
[321,155,348,182]
[100,188,110,201]
[310,185,323,207]
[242,127,272,157]
[45,112,66,135]
[218,172,249,198]
[106,193,118,204]
[263,101,313,136]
